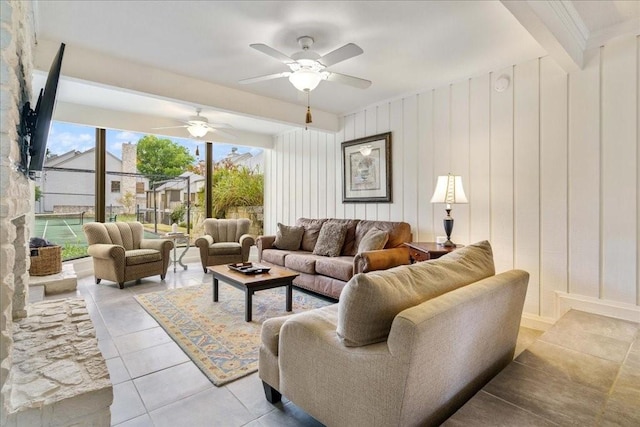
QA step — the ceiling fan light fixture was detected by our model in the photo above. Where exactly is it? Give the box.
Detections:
[289,69,322,92]
[187,123,208,138]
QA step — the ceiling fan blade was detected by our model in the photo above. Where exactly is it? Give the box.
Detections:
[239,72,291,85]
[209,128,236,140]
[208,122,233,129]
[326,72,371,89]
[250,44,295,64]
[151,125,188,130]
[318,43,363,67]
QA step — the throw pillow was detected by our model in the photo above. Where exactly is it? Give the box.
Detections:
[273,223,304,250]
[357,227,389,253]
[313,223,348,257]
[296,218,327,252]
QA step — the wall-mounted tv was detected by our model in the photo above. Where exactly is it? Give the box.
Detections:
[19,42,65,179]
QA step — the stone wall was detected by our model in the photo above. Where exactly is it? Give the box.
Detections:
[0,0,35,422]
[1,5,113,425]
[4,299,112,426]
[226,205,264,236]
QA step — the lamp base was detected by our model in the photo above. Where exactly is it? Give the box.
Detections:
[443,211,455,248]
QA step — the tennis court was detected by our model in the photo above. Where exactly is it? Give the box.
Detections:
[34,213,162,260]
[34,212,89,246]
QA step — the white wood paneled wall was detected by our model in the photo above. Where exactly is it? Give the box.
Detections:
[265,35,639,319]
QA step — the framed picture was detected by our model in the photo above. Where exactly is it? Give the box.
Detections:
[341,132,392,203]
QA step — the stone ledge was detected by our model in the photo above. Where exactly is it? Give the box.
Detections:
[29,264,77,295]
[2,298,112,426]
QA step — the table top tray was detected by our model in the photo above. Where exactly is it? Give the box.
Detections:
[228,262,271,275]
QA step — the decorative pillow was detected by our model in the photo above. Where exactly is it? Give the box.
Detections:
[296,218,327,252]
[273,223,304,250]
[357,228,389,254]
[313,223,348,257]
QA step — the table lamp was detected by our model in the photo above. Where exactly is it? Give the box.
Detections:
[430,174,468,247]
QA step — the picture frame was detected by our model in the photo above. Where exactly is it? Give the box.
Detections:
[341,132,392,203]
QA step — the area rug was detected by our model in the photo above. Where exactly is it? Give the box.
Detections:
[134,283,332,386]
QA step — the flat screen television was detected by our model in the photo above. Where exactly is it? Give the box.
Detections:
[19,42,65,178]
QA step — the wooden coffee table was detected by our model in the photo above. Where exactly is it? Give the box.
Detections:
[206,264,299,322]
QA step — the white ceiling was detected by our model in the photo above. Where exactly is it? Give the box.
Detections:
[32,0,638,137]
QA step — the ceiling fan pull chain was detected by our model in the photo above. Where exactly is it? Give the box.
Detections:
[305,90,312,129]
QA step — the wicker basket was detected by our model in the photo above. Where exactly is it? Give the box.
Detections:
[29,245,62,276]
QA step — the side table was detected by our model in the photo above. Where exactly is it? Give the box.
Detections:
[404,242,462,263]
[165,232,189,272]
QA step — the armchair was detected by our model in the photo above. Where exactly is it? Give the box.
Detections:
[82,221,173,289]
[195,218,255,272]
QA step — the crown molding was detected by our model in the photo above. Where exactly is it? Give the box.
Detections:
[501,0,586,72]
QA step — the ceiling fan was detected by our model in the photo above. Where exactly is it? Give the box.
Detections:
[152,108,235,139]
[239,36,372,92]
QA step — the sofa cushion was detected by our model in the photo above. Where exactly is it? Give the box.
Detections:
[337,240,495,347]
[357,227,389,253]
[315,256,354,282]
[274,223,304,250]
[208,242,241,255]
[261,249,295,266]
[285,253,325,275]
[313,223,348,257]
[125,249,162,266]
[296,218,327,252]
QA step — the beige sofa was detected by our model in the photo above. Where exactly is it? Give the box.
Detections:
[259,241,529,426]
[256,218,412,299]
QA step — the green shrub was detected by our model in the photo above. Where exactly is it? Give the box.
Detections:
[62,243,87,261]
[170,204,186,224]
[212,162,263,218]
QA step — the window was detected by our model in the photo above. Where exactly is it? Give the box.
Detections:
[136,182,145,194]
[169,190,181,202]
[111,181,121,193]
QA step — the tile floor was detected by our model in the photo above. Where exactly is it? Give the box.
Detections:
[446,310,640,426]
[44,256,543,427]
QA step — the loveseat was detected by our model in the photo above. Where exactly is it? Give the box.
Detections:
[259,241,529,426]
[256,218,412,299]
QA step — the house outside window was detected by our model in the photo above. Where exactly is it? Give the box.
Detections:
[111,181,121,193]
[169,190,181,202]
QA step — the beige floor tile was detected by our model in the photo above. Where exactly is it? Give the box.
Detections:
[539,324,631,363]
[515,327,544,358]
[551,310,638,342]
[600,383,640,426]
[484,361,607,425]
[149,386,254,427]
[444,390,556,426]
[515,340,620,392]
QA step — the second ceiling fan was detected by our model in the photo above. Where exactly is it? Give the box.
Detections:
[153,108,235,139]
[239,36,372,92]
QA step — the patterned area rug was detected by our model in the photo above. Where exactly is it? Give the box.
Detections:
[135,283,332,386]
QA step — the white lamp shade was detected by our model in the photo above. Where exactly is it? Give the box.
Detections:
[187,124,209,138]
[289,69,322,92]
[430,174,468,204]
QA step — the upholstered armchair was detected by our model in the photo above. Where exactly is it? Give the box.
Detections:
[195,218,255,272]
[83,221,173,289]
